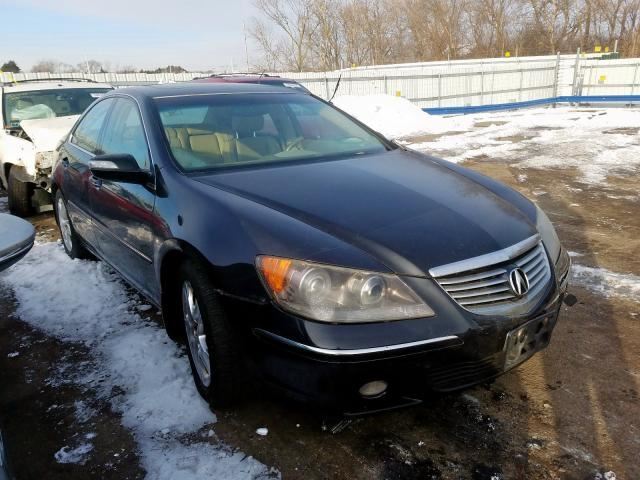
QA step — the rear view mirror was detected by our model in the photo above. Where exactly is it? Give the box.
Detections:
[89,154,151,184]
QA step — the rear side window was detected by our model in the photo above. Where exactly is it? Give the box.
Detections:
[71,98,115,154]
[101,98,150,169]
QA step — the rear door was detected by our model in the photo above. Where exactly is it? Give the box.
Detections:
[60,98,115,245]
[88,97,158,299]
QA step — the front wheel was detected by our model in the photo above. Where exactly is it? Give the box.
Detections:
[54,190,92,259]
[179,259,243,408]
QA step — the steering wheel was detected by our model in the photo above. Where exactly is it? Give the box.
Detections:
[284,136,305,152]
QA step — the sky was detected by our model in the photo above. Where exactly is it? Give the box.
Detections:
[0,0,259,72]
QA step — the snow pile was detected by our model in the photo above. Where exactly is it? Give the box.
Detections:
[333,94,473,138]
[571,262,640,302]
[409,107,640,185]
[54,443,94,465]
[0,242,276,480]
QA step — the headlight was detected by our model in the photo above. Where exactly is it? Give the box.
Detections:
[535,205,561,263]
[256,256,435,323]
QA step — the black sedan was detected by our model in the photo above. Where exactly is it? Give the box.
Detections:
[51,83,570,413]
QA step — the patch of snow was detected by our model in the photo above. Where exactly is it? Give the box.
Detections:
[0,242,276,480]
[256,428,268,436]
[333,94,474,139]
[7,351,19,358]
[74,400,97,424]
[571,263,640,302]
[54,443,94,464]
[402,107,640,185]
[594,472,617,480]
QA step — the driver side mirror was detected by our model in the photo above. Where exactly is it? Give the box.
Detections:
[89,154,151,184]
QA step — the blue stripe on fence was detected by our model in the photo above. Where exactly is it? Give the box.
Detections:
[422,95,640,115]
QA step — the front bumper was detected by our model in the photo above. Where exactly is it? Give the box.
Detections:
[247,290,564,413]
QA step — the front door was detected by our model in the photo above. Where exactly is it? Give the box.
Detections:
[88,97,158,300]
[62,98,115,245]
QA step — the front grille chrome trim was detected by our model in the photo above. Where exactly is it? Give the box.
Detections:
[430,235,552,316]
[429,234,540,278]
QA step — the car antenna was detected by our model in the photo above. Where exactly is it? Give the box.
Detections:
[328,74,342,103]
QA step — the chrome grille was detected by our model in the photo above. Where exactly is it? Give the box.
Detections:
[430,235,552,315]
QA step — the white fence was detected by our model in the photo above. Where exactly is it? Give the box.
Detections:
[2,53,640,110]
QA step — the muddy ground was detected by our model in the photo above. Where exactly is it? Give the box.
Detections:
[0,132,638,479]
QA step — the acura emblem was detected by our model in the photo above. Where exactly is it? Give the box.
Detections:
[508,268,530,297]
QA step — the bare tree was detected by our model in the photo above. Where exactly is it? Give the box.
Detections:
[527,0,579,53]
[469,0,523,57]
[251,0,316,71]
[310,0,343,70]
[250,0,640,70]
[31,60,59,73]
[405,0,468,60]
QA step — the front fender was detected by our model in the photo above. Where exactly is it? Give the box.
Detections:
[0,134,36,178]
[153,173,392,302]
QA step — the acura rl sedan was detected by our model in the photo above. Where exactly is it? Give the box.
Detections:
[52,83,570,413]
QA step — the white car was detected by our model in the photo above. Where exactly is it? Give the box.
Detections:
[0,79,112,216]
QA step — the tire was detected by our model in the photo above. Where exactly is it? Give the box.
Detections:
[54,190,92,260]
[178,258,243,408]
[7,167,34,217]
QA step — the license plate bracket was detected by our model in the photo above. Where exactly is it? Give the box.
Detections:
[503,313,556,371]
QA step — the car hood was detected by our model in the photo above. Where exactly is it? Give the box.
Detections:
[19,115,79,152]
[194,150,537,276]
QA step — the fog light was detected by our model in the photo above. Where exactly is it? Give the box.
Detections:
[359,380,388,398]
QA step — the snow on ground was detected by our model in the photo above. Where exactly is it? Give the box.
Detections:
[0,242,277,480]
[570,262,640,303]
[334,95,640,187]
[333,94,475,138]
[409,107,640,186]
[54,443,94,465]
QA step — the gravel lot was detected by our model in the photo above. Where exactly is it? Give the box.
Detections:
[0,106,638,480]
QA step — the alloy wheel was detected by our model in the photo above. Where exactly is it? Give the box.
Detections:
[182,280,211,387]
[57,197,73,252]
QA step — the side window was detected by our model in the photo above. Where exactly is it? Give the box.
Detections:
[101,98,150,169]
[71,98,115,154]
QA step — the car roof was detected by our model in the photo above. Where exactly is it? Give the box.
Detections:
[2,81,113,93]
[193,74,301,84]
[113,82,309,100]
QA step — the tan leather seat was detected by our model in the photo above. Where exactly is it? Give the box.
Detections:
[187,128,221,157]
[214,131,238,164]
[165,127,190,150]
[165,127,223,159]
[232,115,281,162]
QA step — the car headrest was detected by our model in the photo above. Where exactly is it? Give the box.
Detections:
[232,114,264,136]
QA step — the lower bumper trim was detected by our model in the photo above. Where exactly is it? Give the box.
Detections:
[254,329,461,357]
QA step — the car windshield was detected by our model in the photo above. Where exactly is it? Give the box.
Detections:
[3,88,111,127]
[154,93,389,171]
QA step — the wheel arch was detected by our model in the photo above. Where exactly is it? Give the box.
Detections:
[158,239,218,339]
